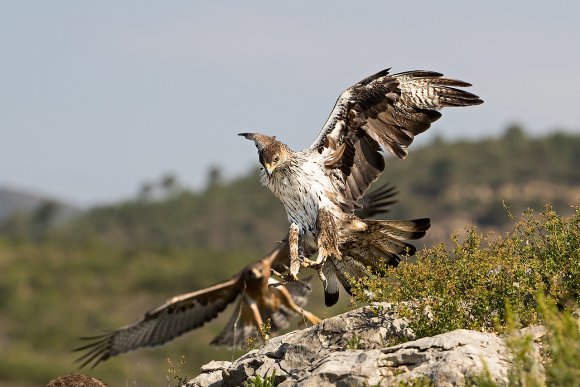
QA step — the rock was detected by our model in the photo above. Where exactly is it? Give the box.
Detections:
[189,361,232,387]
[187,303,540,386]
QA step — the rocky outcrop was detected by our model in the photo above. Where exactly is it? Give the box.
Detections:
[187,303,541,387]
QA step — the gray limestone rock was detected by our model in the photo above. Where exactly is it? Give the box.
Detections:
[187,302,543,387]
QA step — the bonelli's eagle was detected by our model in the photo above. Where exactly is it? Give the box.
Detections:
[240,68,482,306]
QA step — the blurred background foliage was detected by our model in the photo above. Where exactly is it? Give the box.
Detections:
[0,127,579,386]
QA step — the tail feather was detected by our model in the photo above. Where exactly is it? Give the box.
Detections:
[371,237,417,257]
[371,218,431,232]
[322,260,340,306]
[343,217,431,271]
[333,257,369,296]
[323,257,370,306]
[323,217,431,305]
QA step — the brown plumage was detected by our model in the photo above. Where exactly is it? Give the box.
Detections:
[74,181,399,368]
[74,247,319,369]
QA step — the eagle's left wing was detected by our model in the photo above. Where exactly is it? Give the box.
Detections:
[74,275,242,368]
[308,69,482,212]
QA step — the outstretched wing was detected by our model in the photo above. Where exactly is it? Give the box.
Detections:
[74,275,242,368]
[309,69,482,212]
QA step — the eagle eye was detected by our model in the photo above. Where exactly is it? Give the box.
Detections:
[273,156,280,163]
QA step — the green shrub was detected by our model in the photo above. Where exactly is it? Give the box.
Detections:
[351,205,579,339]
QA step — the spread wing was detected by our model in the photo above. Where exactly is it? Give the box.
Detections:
[74,275,242,368]
[309,69,483,212]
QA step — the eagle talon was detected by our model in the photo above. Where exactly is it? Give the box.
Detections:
[269,268,287,287]
[270,267,305,287]
[300,256,321,268]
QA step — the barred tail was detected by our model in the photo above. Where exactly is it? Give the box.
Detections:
[359,218,430,266]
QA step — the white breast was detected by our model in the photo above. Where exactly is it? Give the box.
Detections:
[263,156,338,244]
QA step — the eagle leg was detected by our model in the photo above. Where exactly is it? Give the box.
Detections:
[287,223,304,281]
[301,208,341,280]
[274,286,322,326]
[244,294,269,340]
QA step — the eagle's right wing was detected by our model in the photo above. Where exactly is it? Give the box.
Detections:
[75,274,242,368]
[309,69,482,212]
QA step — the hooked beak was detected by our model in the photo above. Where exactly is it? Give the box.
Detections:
[264,163,274,176]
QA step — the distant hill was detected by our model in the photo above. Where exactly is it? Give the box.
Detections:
[376,126,580,243]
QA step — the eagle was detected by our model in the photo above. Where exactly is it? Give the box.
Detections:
[74,182,398,368]
[240,68,483,306]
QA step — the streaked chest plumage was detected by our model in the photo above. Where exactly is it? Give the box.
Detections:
[261,154,340,244]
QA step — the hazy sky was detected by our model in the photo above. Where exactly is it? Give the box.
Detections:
[1,1,579,206]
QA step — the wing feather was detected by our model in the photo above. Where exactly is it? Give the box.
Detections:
[74,275,242,368]
[309,68,482,211]
[354,182,397,219]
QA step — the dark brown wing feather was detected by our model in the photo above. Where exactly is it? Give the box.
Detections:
[310,68,482,212]
[74,275,242,368]
[354,182,397,218]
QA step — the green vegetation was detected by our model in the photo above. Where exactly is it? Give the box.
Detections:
[0,128,578,386]
[352,205,579,338]
[167,355,188,387]
[382,126,580,245]
[537,296,580,386]
[244,370,277,387]
[346,334,363,350]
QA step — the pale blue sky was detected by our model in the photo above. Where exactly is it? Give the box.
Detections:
[1,1,579,205]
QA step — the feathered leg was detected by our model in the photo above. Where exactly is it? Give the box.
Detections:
[288,223,303,281]
[302,208,341,284]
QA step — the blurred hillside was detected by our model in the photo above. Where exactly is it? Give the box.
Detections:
[0,127,578,386]
[381,125,580,243]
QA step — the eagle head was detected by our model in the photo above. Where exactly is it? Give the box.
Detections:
[239,132,291,176]
[244,263,265,281]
